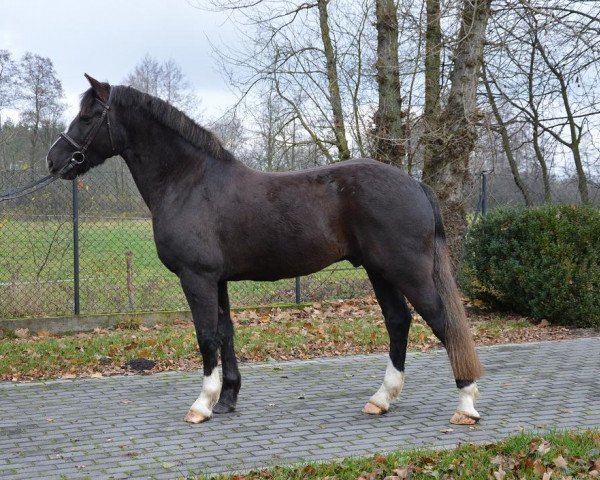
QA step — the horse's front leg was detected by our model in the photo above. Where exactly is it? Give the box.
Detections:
[179,271,221,424]
[213,282,241,414]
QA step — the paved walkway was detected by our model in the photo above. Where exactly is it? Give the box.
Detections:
[0,337,599,479]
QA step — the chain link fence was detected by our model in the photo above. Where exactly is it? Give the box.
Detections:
[0,160,371,319]
[5,160,586,320]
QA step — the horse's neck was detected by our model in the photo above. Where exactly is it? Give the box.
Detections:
[119,116,239,213]
[120,120,201,211]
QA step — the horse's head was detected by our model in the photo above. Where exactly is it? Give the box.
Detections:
[46,74,121,179]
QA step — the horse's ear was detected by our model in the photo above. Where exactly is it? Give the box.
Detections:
[84,73,110,103]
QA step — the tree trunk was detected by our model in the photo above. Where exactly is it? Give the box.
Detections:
[422,0,492,267]
[29,113,40,181]
[526,40,552,203]
[317,0,350,161]
[422,0,442,171]
[531,122,552,203]
[372,0,405,167]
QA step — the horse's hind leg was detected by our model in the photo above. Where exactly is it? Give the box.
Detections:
[362,271,412,415]
[213,282,241,414]
[401,271,482,425]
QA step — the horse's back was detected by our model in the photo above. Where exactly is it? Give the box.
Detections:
[252,157,435,264]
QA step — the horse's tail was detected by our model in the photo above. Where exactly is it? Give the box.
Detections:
[419,182,484,380]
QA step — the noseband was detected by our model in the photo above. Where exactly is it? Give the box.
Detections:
[59,97,116,166]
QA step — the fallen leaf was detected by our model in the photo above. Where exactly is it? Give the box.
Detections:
[393,467,410,479]
[493,466,506,480]
[533,459,546,475]
[537,440,552,455]
[553,455,567,469]
[542,470,552,480]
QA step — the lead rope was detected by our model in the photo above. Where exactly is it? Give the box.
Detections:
[0,161,76,202]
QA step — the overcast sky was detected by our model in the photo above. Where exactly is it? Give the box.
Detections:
[0,0,240,119]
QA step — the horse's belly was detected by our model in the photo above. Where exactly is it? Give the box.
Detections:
[227,249,344,282]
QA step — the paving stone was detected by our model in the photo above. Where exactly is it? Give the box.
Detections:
[0,337,598,479]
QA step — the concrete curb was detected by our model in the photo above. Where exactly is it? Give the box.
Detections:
[0,310,192,334]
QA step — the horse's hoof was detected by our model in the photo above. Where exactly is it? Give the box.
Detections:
[184,409,210,424]
[212,402,235,414]
[450,411,480,425]
[362,401,387,415]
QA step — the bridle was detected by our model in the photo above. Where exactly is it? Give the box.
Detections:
[58,96,116,166]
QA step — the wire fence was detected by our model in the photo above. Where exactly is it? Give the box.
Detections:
[4,160,577,320]
[0,162,373,319]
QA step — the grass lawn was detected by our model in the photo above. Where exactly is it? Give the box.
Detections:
[0,298,590,381]
[0,218,369,318]
[198,430,600,479]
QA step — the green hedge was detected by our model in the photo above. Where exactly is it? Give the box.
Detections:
[460,204,600,327]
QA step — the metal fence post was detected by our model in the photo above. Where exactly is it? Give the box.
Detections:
[295,276,301,303]
[72,178,80,315]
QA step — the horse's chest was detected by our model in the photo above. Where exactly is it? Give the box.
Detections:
[152,220,216,274]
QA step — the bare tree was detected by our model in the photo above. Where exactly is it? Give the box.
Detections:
[0,50,19,164]
[0,50,18,123]
[317,0,350,160]
[18,53,65,179]
[205,0,372,162]
[481,64,533,205]
[485,0,600,204]
[209,113,246,157]
[124,54,199,116]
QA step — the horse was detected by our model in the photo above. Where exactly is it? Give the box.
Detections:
[46,75,484,426]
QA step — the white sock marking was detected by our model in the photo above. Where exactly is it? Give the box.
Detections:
[456,382,480,418]
[189,368,222,418]
[369,359,405,410]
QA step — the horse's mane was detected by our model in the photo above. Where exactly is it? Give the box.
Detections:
[80,86,233,161]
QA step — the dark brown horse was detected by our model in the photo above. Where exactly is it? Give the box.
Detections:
[46,75,483,425]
